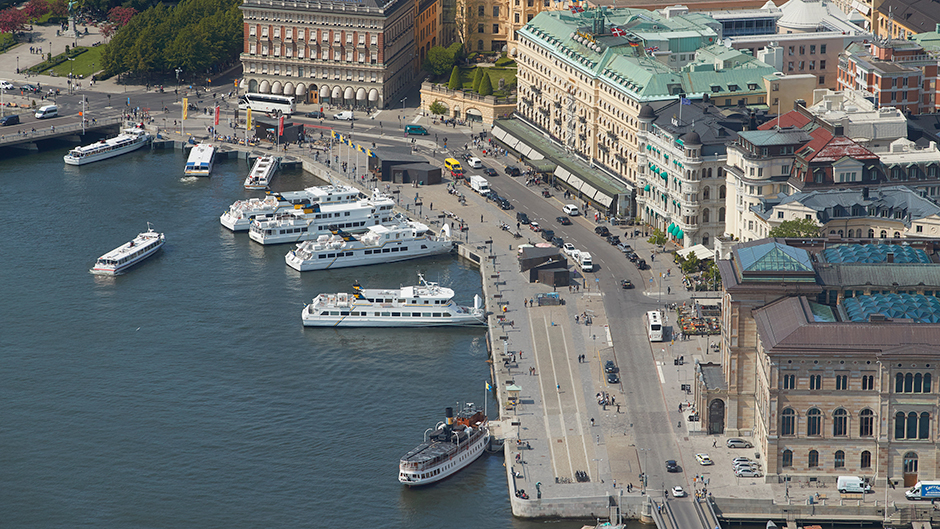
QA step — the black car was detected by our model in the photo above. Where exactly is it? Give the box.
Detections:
[556,216,572,226]
[305,111,325,118]
[21,84,40,93]
[483,168,498,177]
[516,212,530,224]
[626,251,639,262]
[595,226,610,237]
[666,460,680,472]
[540,229,555,241]
[607,372,620,384]
[620,279,633,289]
[505,165,521,176]
[551,236,564,247]
[496,197,513,210]
[606,235,621,245]
[636,259,649,270]
[604,360,618,373]
[0,114,20,126]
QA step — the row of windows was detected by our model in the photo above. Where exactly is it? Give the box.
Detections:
[322,310,451,317]
[896,412,931,440]
[897,373,933,393]
[780,408,874,437]
[315,245,423,259]
[781,373,877,391]
[781,449,870,469]
[787,44,828,55]
[247,63,380,83]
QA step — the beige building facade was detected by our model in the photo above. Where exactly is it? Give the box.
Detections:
[419,82,517,124]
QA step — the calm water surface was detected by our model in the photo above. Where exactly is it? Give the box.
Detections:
[0,144,621,528]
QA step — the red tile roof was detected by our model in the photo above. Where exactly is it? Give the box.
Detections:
[800,133,879,163]
[758,110,812,131]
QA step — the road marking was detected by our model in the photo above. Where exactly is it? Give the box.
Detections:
[411,115,422,124]
[530,312,562,478]
[657,362,666,384]
[556,318,592,478]
[373,110,383,119]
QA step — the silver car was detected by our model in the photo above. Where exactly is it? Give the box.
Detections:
[726,438,753,448]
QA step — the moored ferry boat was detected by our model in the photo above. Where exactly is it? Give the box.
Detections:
[285,217,454,272]
[220,184,362,232]
[301,274,485,327]
[63,127,152,165]
[184,143,215,176]
[399,405,490,486]
[249,191,395,245]
[243,155,280,189]
[91,223,165,275]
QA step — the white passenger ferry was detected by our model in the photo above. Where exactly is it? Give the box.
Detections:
[243,155,280,189]
[301,274,485,327]
[285,217,454,272]
[184,143,215,176]
[64,127,152,165]
[91,223,165,275]
[249,192,395,245]
[399,405,490,486]
[220,184,362,232]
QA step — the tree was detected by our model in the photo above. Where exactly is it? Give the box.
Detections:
[108,6,138,27]
[679,253,700,275]
[471,67,483,92]
[99,22,116,40]
[447,65,461,89]
[702,261,721,290]
[768,218,820,238]
[48,0,67,18]
[24,0,50,22]
[478,72,493,96]
[0,8,28,34]
[423,45,454,77]
[428,101,447,115]
[648,229,668,247]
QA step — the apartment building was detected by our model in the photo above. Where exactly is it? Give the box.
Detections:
[416,0,441,69]
[838,39,939,114]
[872,0,940,41]
[240,0,416,108]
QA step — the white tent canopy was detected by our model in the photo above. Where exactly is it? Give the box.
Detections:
[677,244,715,260]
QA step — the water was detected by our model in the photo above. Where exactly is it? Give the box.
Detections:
[0,145,613,528]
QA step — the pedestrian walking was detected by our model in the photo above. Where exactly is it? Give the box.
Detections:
[712,439,717,448]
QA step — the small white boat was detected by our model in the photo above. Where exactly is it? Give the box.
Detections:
[64,127,151,165]
[244,155,280,189]
[285,217,454,272]
[91,223,165,275]
[301,273,485,327]
[184,143,215,176]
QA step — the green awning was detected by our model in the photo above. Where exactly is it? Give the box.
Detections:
[667,223,676,234]
[644,184,650,191]
[677,229,684,239]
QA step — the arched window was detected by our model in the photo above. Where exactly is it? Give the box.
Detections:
[906,373,914,393]
[834,450,845,468]
[925,374,932,393]
[861,450,872,469]
[702,208,710,223]
[702,233,710,247]
[868,228,875,238]
[833,409,848,436]
[908,411,919,439]
[881,230,888,238]
[719,185,726,199]
[895,232,901,238]
[915,373,923,393]
[860,409,874,437]
[703,186,711,200]
[920,412,930,439]
[848,229,855,237]
[808,450,819,467]
[782,449,793,467]
[718,207,726,222]
[904,452,919,473]
[781,408,796,436]
[897,373,905,393]
[807,408,821,436]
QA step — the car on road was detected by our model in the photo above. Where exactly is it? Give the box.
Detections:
[505,165,521,176]
[516,212,530,224]
[450,169,465,179]
[483,168,498,177]
[305,110,325,118]
[405,124,429,135]
[563,204,580,216]
[636,259,649,270]
[727,438,753,448]
[0,114,20,126]
[626,251,639,262]
[672,486,687,498]
[695,453,714,466]
[21,84,40,93]
[595,226,610,237]
[332,111,355,120]
[606,235,621,245]
[540,229,555,241]
[735,468,762,478]
[551,236,564,247]
[665,460,680,473]
[556,216,572,226]
[604,360,618,373]
[606,372,620,384]
[563,243,577,256]
[620,279,633,289]
[529,221,541,232]
[0,80,13,90]
[496,197,513,210]
[616,243,632,254]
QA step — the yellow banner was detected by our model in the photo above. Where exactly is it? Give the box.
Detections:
[246,108,252,130]
[182,98,188,120]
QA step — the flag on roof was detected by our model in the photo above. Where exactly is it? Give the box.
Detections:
[610,26,626,37]
[681,97,691,105]
[645,46,659,53]
[570,5,584,13]
[629,41,639,47]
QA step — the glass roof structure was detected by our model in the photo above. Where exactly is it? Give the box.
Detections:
[823,244,931,264]
[842,293,940,324]
[808,301,837,322]
[738,242,814,273]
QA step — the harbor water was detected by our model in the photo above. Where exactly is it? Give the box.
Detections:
[0,145,626,528]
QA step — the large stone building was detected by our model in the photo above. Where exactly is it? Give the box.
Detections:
[416,0,442,69]
[838,39,940,114]
[711,238,940,485]
[240,0,417,109]
[872,0,940,41]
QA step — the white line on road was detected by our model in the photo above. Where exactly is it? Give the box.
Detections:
[373,110,383,119]
[657,362,666,384]
[411,115,422,124]
[530,312,562,479]
[558,320,592,479]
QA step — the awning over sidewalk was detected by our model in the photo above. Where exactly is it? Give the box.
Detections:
[491,125,544,161]
[677,244,715,260]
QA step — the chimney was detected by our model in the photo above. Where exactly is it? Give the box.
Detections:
[834,125,844,136]
[869,313,887,322]
[749,111,757,130]
[887,252,895,263]
[863,187,869,199]
[794,99,806,110]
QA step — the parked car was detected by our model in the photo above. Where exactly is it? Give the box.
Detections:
[496,197,513,210]
[727,438,753,449]
[551,236,564,247]
[665,460,680,472]
[636,259,649,270]
[735,468,762,478]
[483,168,498,176]
[516,212,530,225]
[604,360,618,373]
[505,165,521,176]
[305,110,325,118]
[695,453,714,465]
[672,486,687,498]
[620,279,633,289]
[540,229,555,241]
[732,457,752,465]
[626,251,639,263]
[0,114,20,126]
[563,204,580,216]
[606,372,620,384]
[556,216,572,226]
[0,80,13,90]
[529,221,541,232]
[595,226,610,237]
[606,235,621,245]
[616,243,632,254]
[563,243,577,256]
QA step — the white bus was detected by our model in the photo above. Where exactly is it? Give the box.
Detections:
[646,310,664,342]
[238,93,296,115]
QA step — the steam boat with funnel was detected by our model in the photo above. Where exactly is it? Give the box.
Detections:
[301,274,485,327]
[399,405,490,486]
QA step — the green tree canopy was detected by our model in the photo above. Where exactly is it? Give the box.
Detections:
[648,229,667,247]
[423,45,455,77]
[428,101,447,115]
[768,218,820,238]
[471,67,484,92]
[679,253,700,274]
[447,65,461,89]
[478,72,493,96]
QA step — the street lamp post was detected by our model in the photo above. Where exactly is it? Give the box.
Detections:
[399,97,406,128]
[175,68,182,101]
[639,448,651,495]
[67,57,75,95]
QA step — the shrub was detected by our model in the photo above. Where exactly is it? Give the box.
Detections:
[478,72,493,96]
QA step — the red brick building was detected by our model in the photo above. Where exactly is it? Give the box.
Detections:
[837,39,939,114]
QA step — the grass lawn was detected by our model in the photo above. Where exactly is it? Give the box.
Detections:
[457,66,516,94]
[48,46,104,78]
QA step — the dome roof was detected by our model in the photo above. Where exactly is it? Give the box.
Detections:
[777,0,853,32]
[680,131,702,145]
[638,104,656,120]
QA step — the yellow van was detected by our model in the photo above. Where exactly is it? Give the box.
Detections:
[444,158,463,173]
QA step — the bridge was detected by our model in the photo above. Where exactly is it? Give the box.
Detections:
[649,495,724,529]
[0,112,125,150]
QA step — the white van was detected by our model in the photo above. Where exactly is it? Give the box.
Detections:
[563,204,580,216]
[576,251,594,272]
[837,476,871,494]
[332,111,354,121]
[468,157,483,169]
[35,105,58,119]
